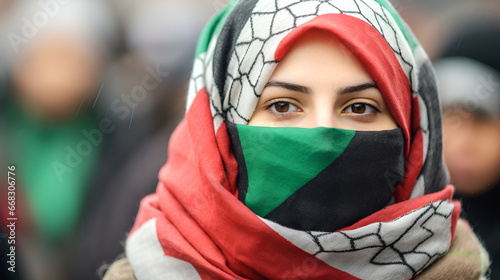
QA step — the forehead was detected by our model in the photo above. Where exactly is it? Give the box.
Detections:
[269,30,371,86]
[187,0,418,127]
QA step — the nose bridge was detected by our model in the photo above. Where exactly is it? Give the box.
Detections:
[310,99,336,128]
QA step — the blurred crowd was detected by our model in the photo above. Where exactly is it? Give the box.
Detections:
[0,0,218,279]
[0,0,498,280]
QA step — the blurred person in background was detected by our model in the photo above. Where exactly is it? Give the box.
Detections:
[0,0,118,279]
[70,1,212,279]
[1,0,214,279]
[435,20,500,280]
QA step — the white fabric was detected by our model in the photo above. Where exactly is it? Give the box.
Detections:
[126,218,202,280]
[261,200,455,280]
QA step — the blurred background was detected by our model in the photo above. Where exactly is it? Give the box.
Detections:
[0,0,498,280]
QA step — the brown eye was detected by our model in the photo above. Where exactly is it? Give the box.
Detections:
[274,102,290,113]
[344,103,378,115]
[267,101,300,115]
[351,103,366,114]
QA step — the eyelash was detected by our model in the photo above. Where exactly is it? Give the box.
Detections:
[264,99,302,118]
[341,102,381,121]
[263,99,383,122]
[342,103,381,113]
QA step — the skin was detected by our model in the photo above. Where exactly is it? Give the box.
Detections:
[443,109,500,196]
[12,31,102,122]
[245,32,486,275]
[248,30,397,130]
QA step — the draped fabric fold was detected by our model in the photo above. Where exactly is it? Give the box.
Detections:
[126,0,460,279]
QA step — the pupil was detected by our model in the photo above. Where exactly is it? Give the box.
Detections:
[352,104,365,114]
[276,102,289,113]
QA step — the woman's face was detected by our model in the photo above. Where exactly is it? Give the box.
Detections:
[12,32,101,121]
[249,30,397,130]
[443,110,500,195]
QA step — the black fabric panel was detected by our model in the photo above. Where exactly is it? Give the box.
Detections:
[265,128,405,232]
[226,122,249,202]
[418,61,449,194]
[212,0,258,106]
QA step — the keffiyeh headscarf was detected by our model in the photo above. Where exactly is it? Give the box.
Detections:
[126,0,461,279]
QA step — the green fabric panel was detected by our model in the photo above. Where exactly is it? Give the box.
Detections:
[4,99,100,242]
[194,0,239,57]
[236,124,355,217]
[369,0,419,52]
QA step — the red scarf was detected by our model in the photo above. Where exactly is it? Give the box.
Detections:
[126,1,460,279]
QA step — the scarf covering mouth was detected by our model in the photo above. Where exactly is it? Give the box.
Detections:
[227,123,407,233]
[126,0,461,279]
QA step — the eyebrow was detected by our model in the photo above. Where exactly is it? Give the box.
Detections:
[264,81,312,94]
[264,80,379,96]
[338,82,379,95]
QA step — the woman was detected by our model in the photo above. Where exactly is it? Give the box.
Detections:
[0,1,118,279]
[105,0,489,279]
[435,20,500,280]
